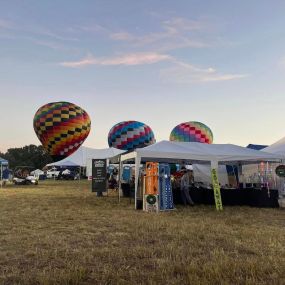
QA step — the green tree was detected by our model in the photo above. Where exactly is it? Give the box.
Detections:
[2,145,53,170]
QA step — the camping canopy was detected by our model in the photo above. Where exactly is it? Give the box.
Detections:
[0,157,8,185]
[121,141,282,165]
[120,141,282,208]
[0,157,8,166]
[47,146,126,167]
[30,169,45,176]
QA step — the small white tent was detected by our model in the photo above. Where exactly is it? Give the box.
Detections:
[46,146,126,177]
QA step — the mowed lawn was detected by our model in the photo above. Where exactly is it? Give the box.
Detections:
[0,181,284,285]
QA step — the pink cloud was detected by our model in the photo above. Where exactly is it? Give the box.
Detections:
[60,52,171,68]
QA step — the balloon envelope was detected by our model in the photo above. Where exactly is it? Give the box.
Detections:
[170,121,213,144]
[108,121,156,151]
[33,101,91,161]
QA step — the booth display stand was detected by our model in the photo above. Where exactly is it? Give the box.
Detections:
[143,162,174,212]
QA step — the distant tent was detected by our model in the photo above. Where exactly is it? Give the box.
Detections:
[53,160,80,167]
[0,157,8,185]
[0,157,8,166]
[247,144,268,151]
[46,146,126,168]
[30,169,45,176]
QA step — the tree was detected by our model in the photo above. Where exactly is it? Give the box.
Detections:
[1,145,53,170]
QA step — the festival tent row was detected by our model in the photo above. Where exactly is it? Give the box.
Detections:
[119,141,282,209]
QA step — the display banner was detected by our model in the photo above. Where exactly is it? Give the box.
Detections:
[92,159,107,192]
[211,168,223,211]
[159,164,174,210]
[145,162,158,195]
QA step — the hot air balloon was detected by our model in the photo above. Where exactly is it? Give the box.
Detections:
[33,101,91,161]
[170,121,213,144]
[108,121,156,151]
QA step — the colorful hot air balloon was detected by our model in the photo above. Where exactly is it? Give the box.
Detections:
[170,121,213,144]
[108,121,156,151]
[33,101,91,161]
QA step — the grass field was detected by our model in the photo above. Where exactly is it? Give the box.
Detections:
[0,180,284,285]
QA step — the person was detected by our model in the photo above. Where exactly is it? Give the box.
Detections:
[180,169,194,206]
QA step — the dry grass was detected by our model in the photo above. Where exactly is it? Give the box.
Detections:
[0,180,284,285]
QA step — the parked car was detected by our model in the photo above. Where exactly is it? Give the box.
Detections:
[13,175,38,185]
[13,166,38,185]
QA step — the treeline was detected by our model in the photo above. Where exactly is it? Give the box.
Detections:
[0,145,53,170]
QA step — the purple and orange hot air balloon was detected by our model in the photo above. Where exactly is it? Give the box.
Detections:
[33,101,91,161]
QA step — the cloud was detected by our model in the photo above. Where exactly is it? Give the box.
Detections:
[160,61,249,83]
[110,32,134,41]
[60,52,172,68]
[163,17,205,33]
[109,17,210,51]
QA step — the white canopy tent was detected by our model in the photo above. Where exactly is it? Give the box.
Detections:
[119,141,282,209]
[0,157,8,187]
[242,136,285,187]
[46,146,126,177]
[30,169,45,176]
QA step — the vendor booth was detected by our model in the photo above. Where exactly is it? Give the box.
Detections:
[119,141,282,210]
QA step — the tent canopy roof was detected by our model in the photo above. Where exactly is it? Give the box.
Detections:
[120,141,282,164]
[47,146,126,167]
[263,136,285,156]
[0,157,8,166]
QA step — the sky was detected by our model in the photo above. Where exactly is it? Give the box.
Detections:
[1,0,285,152]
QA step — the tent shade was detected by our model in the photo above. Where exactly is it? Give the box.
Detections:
[52,160,80,167]
[121,141,282,165]
[0,157,8,166]
[47,146,126,167]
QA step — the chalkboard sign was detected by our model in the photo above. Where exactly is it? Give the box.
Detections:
[92,159,107,192]
[275,165,285,177]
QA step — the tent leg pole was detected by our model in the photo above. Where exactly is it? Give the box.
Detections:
[118,156,122,204]
[134,156,140,210]
[0,164,2,188]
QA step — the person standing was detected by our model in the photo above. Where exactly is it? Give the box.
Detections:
[180,169,194,206]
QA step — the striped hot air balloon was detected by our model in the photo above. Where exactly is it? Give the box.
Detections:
[108,121,156,151]
[170,121,213,144]
[33,101,91,161]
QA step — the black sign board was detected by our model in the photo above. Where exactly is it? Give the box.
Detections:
[275,165,285,177]
[92,159,107,192]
